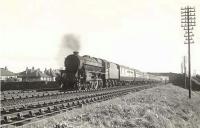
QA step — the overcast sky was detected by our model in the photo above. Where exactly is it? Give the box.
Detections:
[0,0,199,74]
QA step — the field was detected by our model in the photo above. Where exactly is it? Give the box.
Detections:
[21,84,200,128]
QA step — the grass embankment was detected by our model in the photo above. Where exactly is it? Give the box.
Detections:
[22,84,200,128]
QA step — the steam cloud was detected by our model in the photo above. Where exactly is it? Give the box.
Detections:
[57,34,81,67]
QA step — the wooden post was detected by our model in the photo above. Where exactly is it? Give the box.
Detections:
[181,6,196,99]
[184,56,187,89]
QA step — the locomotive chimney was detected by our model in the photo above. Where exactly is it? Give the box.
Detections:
[73,51,79,56]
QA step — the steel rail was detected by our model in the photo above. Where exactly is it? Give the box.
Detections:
[0,84,157,127]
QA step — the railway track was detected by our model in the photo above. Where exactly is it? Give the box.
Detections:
[0,84,157,127]
[1,86,133,107]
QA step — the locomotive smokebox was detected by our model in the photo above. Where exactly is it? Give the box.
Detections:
[64,52,81,73]
[73,51,79,56]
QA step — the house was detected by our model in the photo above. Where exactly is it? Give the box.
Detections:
[0,67,18,82]
[44,68,57,81]
[18,67,52,82]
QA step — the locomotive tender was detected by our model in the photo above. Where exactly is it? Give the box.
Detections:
[60,51,167,90]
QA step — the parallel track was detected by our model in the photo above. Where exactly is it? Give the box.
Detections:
[1,84,157,127]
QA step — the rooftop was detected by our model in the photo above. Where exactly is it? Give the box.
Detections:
[18,68,50,78]
[0,68,16,76]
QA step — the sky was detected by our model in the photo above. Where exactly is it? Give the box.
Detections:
[0,0,200,74]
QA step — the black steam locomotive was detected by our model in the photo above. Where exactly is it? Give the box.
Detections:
[59,51,168,90]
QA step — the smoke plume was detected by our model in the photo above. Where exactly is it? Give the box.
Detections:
[62,34,80,51]
[57,34,81,67]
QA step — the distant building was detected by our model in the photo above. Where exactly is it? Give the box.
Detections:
[0,67,18,82]
[44,68,57,81]
[18,67,52,82]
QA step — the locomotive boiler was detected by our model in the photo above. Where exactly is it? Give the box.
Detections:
[60,51,105,90]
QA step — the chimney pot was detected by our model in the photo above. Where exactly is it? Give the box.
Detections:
[73,51,79,55]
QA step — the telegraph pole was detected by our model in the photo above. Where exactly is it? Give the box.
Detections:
[181,6,196,99]
[183,56,186,89]
[181,62,183,74]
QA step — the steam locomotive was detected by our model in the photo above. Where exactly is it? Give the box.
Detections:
[59,51,168,90]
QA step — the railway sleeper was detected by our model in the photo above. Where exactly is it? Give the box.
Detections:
[62,103,70,108]
[17,112,24,120]
[54,105,60,111]
[53,105,59,110]
[81,99,86,104]
[72,101,76,106]
[30,102,39,108]
[43,93,49,96]
[12,96,20,100]
[66,102,72,107]
[13,106,20,112]
[48,100,55,105]
[28,110,36,117]
[58,99,63,102]
[70,101,76,107]
[47,106,54,112]
[38,108,45,115]
[33,94,38,97]
[4,106,16,113]
[78,96,84,100]
[101,95,105,99]
[1,108,9,114]
[64,99,70,102]
[37,101,45,107]
[4,97,12,100]
[15,105,27,111]
[82,95,87,99]
[85,99,90,103]
[77,96,83,100]
[51,99,58,103]
[38,94,43,97]
[44,100,52,105]
[74,100,81,106]
[98,96,103,100]
[60,98,66,101]
[96,97,100,100]
[19,95,26,99]
[2,116,12,124]
[61,103,67,109]
[89,98,93,102]
[60,99,67,103]
[75,97,79,100]
[60,92,65,94]
[93,97,96,101]
[32,94,37,97]
[54,99,61,104]
[97,97,102,100]
[1,98,5,101]
[78,100,82,105]
[27,95,33,98]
